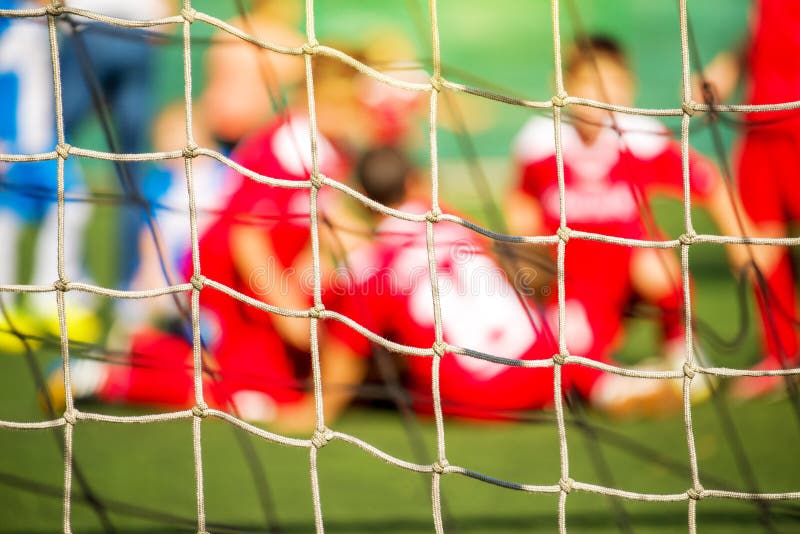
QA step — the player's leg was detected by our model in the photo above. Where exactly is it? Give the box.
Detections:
[212,315,306,422]
[734,131,797,397]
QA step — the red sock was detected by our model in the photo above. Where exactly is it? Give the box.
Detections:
[753,253,798,367]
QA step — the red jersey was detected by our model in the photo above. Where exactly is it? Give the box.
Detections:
[513,115,715,363]
[194,114,346,341]
[747,0,800,123]
[326,200,561,416]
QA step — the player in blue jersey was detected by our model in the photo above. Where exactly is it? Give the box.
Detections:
[0,1,97,352]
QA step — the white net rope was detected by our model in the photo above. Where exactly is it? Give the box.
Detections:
[1,1,800,533]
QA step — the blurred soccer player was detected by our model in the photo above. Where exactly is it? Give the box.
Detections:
[508,36,751,415]
[697,1,800,397]
[0,0,97,352]
[58,0,176,286]
[47,52,369,419]
[266,145,710,433]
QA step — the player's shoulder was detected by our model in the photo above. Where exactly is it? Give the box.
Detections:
[616,114,671,160]
[270,115,340,178]
[233,115,341,179]
[512,116,558,164]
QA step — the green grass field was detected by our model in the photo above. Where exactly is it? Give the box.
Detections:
[3,0,800,532]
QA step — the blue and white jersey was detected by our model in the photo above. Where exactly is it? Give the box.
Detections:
[0,0,80,221]
[0,0,55,155]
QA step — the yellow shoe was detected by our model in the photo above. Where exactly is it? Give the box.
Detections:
[0,308,44,355]
[39,307,102,347]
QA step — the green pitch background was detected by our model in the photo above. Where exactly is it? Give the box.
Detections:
[4,0,800,532]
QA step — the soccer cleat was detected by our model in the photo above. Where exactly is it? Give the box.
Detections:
[590,371,683,419]
[730,357,794,400]
[39,358,109,415]
[591,355,715,419]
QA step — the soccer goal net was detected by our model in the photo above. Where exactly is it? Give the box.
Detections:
[1,1,799,533]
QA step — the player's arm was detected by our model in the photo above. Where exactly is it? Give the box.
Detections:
[692,50,744,104]
[506,191,545,237]
[702,176,785,277]
[230,225,311,352]
[645,143,777,274]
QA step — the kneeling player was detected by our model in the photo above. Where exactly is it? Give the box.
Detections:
[267,147,699,433]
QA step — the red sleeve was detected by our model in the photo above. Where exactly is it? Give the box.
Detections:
[518,160,553,199]
[638,141,717,203]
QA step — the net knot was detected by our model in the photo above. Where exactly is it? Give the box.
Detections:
[192,403,209,418]
[559,477,574,494]
[311,427,334,449]
[556,226,571,243]
[553,352,569,366]
[551,92,568,108]
[432,341,447,358]
[425,209,442,224]
[309,172,325,190]
[682,100,697,117]
[55,143,71,160]
[63,409,79,425]
[46,1,64,16]
[430,76,444,93]
[431,459,449,474]
[53,278,71,292]
[302,40,319,55]
[678,232,696,246]
[308,304,326,319]
[683,362,696,379]
[687,485,705,500]
[181,7,197,23]
[183,143,199,159]
[190,274,206,291]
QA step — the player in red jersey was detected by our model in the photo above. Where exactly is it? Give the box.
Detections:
[697,1,800,396]
[269,146,559,430]
[507,36,753,414]
[46,53,369,419]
